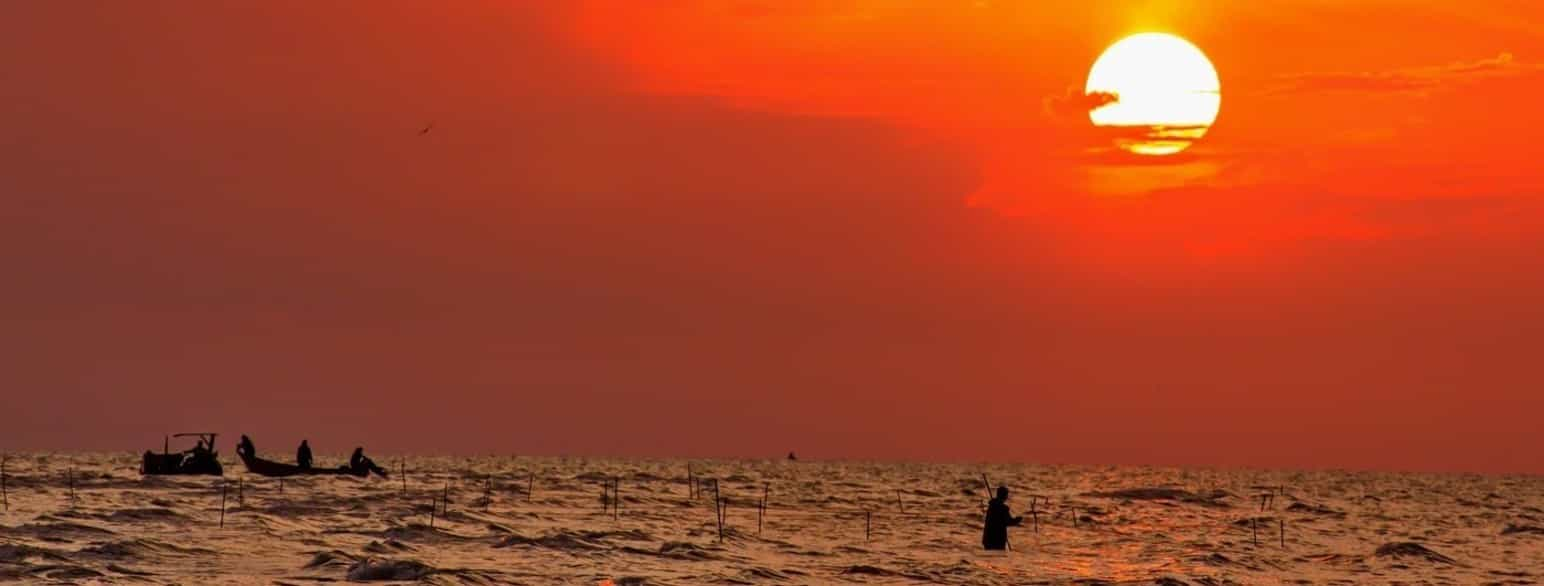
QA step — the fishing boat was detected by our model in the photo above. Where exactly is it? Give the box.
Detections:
[234,435,386,478]
[237,450,367,477]
[141,433,223,476]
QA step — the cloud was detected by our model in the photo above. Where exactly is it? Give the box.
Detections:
[1041,86,1119,124]
[1271,53,1544,95]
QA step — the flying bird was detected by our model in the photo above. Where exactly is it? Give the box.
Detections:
[418,122,434,136]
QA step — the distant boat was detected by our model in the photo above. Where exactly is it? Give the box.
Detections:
[141,433,223,476]
[234,435,386,478]
[787,451,798,462]
[236,450,369,478]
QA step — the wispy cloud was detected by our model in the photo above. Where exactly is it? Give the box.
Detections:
[1271,53,1544,95]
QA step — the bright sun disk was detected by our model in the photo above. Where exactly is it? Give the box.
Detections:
[1086,33,1220,155]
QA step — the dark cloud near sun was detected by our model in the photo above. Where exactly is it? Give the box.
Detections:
[1271,53,1544,95]
[1041,86,1119,124]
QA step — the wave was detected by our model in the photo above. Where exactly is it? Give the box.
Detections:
[838,564,932,581]
[6,520,117,541]
[345,558,435,581]
[363,539,414,554]
[380,522,481,543]
[303,549,360,570]
[101,508,186,523]
[1088,488,1231,508]
[494,528,653,552]
[80,538,215,560]
[1373,542,1458,565]
[1285,501,1345,517]
[0,543,69,564]
[2,563,105,581]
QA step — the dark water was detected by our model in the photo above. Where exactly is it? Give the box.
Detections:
[1,453,1539,584]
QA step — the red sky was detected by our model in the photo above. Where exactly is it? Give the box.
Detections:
[2,2,1541,473]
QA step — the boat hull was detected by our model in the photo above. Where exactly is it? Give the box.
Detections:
[142,451,223,476]
[237,451,369,478]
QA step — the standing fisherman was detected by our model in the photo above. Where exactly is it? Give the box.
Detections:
[296,440,313,470]
[982,486,1023,550]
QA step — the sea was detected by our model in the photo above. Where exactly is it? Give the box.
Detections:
[0,453,1539,584]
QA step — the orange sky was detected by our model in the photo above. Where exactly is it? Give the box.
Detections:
[2,2,1541,473]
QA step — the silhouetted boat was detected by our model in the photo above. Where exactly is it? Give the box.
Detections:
[237,450,368,477]
[234,435,386,478]
[141,433,223,476]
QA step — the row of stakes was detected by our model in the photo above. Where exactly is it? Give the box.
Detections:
[438,467,1297,548]
[0,455,1294,549]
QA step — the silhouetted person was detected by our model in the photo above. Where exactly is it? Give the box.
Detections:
[982,486,1023,550]
[297,440,313,470]
[187,439,212,464]
[237,435,256,459]
[348,447,387,478]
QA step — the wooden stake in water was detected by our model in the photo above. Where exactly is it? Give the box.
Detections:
[219,481,228,528]
[68,468,76,508]
[865,510,872,541]
[279,478,284,493]
[1279,519,1286,548]
[896,489,904,514]
[237,478,244,507]
[713,479,723,542]
[687,465,694,500]
[527,471,534,502]
[1251,517,1259,546]
[400,459,406,496]
[429,498,436,528]
[759,485,768,534]
[612,476,619,521]
[2,454,8,512]
[442,480,450,516]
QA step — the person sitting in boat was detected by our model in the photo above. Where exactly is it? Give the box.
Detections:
[185,439,213,466]
[237,435,256,459]
[348,447,388,477]
[982,486,1023,550]
[297,440,313,470]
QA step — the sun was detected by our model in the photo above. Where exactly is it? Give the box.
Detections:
[1086,33,1220,156]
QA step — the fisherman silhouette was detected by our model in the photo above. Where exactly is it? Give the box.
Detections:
[982,486,1024,550]
[184,439,213,467]
[237,435,256,459]
[348,447,388,478]
[297,440,313,470]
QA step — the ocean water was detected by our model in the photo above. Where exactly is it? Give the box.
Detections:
[0,453,1539,584]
